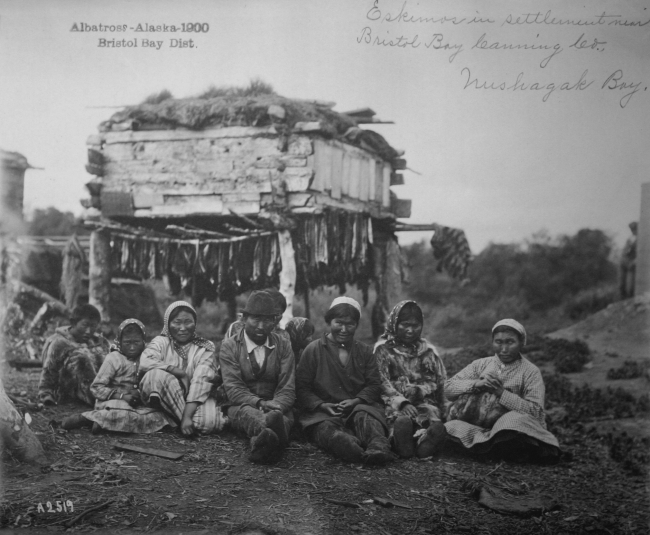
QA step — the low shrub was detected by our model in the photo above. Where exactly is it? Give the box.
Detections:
[545,338,591,373]
[604,433,650,475]
[564,284,618,320]
[607,359,648,380]
[543,372,650,420]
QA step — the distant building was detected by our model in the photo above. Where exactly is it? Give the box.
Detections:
[1,149,32,224]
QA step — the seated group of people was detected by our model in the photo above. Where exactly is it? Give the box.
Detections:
[40,289,560,465]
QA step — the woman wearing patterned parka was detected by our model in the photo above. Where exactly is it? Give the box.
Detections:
[444,319,560,463]
[374,300,448,459]
[38,304,110,406]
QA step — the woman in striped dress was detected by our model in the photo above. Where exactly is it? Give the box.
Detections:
[444,319,560,463]
[139,301,227,435]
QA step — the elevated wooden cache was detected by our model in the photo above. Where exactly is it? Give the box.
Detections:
[88,126,406,220]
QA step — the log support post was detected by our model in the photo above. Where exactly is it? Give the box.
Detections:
[277,230,296,327]
[303,289,311,320]
[371,230,402,339]
[89,229,112,322]
[0,379,47,465]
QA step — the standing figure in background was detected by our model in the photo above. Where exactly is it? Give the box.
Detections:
[285,317,315,366]
[139,301,226,436]
[374,300,448,459]
[297,297,395,465]
[38,304,109,406]
[621,221,638,299]
[220,291,295,464]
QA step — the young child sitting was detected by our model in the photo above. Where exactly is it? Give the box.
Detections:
[61,319,174,434]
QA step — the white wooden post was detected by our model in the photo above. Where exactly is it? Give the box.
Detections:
[277,229,296,327]
[88,229,111,321]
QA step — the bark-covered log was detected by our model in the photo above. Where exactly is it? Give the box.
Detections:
[0,380,47,464]
[14,281,68,317]
[88,229,112,321]
[278,230,296,327]
[371,231,403,339]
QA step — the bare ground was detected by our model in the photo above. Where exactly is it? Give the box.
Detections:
[1,367,649,535]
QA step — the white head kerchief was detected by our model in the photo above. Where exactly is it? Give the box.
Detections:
[492,319,526,345]
[329,297,362,315]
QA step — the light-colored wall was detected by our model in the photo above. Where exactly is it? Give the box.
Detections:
[90,127,397,218]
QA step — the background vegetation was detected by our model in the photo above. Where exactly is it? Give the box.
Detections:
[25,209,620,347]
[402,228,619,347]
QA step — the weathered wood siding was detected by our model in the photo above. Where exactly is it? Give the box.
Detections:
[90,126,403,218]
[310,139,393,209]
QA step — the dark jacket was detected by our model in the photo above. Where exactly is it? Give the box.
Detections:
[219,328,295,412]
[296,334,385,429]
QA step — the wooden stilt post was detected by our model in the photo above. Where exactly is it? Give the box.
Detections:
[371,231,402,339]
[372,233,388,340]
[384,236,403,307]
[303,289,311,320]
[277,229,296,327]
[88,229,111,322]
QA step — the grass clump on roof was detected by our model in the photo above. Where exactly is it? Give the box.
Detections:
[98,79,399,160]
[196,79,276,99]
[100,79,354,133]
[141,89,174,105]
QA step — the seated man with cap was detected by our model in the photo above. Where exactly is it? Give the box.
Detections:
[224,288,291,342]
[219,291,296,463]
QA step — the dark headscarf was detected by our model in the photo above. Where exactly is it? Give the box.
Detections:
[285,317,315,353]
[161,301,215,359]
[380,300,430,358]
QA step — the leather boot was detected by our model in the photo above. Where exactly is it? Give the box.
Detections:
[329,431,364,463]
[354,412,395,466]
[249,428,280,464]
[265,410,288,448]
[61,413,92,430]
[416,421,447,459]
[393,416,416,458]
[313,421,364,463]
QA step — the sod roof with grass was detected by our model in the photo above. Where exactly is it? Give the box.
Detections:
[97,82,401,161]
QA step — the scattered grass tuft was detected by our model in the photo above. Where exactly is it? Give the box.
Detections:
[141,89,174,105]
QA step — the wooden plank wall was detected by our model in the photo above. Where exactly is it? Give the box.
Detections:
[91,128,405,218]
[311,139,393,210]
[96,127,313,217]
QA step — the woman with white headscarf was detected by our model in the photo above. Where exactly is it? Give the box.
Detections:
[296,297,395,465]
[444,319,560,463]
[139,301,227,435]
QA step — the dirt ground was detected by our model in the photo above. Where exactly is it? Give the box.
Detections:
[1,367,649,535]
[545,295,650,443]
[548,295,650,373]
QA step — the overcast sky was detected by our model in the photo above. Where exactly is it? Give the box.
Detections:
[1,0,648,252]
